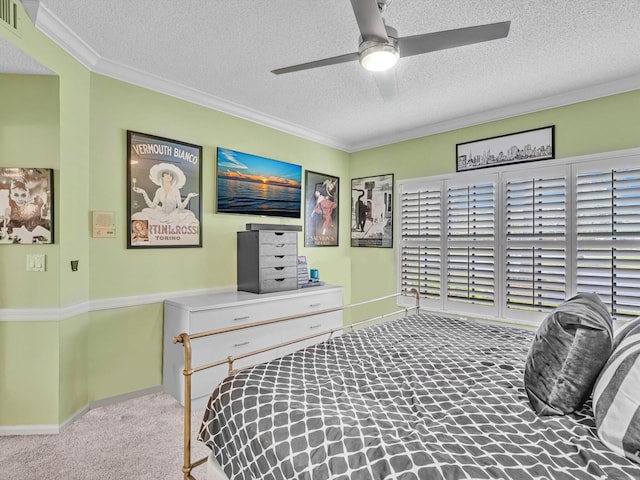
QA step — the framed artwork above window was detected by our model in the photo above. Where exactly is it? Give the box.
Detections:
[456,126,555,172]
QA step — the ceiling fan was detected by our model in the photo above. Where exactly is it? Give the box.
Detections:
[271,0,510,76]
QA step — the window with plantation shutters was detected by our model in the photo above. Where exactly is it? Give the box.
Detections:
[399,184,441,300]
[504,172,567,313]
[446,182,495,307]
[575,166,640,321]
[396,148,640,325]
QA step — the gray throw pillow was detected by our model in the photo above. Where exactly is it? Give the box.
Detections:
[612,316,640,351]
[592,324,640,464]
[524,292,613,416]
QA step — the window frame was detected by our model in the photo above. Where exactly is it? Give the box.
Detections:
[396,147,640,326]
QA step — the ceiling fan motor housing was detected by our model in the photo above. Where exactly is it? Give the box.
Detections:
[358,25,399,71]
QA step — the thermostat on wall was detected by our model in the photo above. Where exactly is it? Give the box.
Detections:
[92,211,116,238]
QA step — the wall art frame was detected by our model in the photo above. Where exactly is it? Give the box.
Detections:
[456,125,555,172]
[0,167,54,244]
[127,130,202,248]
[351,173,394,248]
[216,147,302,218]
[304,170,339,247]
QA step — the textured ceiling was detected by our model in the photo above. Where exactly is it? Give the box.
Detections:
[6,1,640,151]
[0,36,53,74]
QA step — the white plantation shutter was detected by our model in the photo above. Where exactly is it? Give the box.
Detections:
[397,149,640,325]
[446,182,495,307]
[576,166,640,320]
[399,185,441,300]
[504,172,567,313]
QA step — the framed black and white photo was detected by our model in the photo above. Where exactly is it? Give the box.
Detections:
[351,173,393,248]
[127,131,202,248]
[456,126,555,172]
[0,167,53,244]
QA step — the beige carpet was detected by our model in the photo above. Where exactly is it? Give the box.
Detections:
[0,392,212,480]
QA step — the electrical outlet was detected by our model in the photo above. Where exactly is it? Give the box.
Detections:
[26,254,46,272]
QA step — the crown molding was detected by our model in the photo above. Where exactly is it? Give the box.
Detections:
[349,73,640,152]
[20,0,40,25]
[34,3,350,152]
[33,3,640,154]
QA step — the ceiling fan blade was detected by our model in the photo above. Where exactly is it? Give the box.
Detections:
[372,69,398,101]
[350,0,389,42]
[398,21,510,58]
[272,52,360,75]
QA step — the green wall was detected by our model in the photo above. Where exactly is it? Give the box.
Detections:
[0,6,352,428]
[2,3,640,429]
[349,90,640,317]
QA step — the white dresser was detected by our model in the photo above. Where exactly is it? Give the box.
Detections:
[163,285,344,407]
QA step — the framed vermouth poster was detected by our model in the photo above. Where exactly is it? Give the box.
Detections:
[127,131,202,248]
[304,170,339,247]
[351,173,394,248]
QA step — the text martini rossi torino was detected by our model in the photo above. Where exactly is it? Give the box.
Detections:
[127,130,203,248]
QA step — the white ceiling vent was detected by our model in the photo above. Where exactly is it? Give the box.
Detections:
[0,0,18,33]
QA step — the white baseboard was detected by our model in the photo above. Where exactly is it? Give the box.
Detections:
[88,384,163,410]
[0,385,163,436]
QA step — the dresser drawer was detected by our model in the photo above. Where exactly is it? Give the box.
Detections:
[260,277,298,293]
[190,323,278,366]
[190,302,277,331]
[260,254,297,268]
[282,290,343,313]
[279,311,343,355]
[190,323,278,399]
[261,266,296,280]
[259,231,297,245]
[259,242,297,256]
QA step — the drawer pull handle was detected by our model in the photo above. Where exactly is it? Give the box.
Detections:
[309,303,322,307]
[234,341,250,348]
[233,316,250,321]
[275,243,285,248]
[275,266,285,271]
[274,278,285,282]
[275,255,284,259]
[274,232,284,236]
[310,324,322,329]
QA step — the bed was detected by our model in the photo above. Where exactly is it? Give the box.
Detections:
[174,292,640,480]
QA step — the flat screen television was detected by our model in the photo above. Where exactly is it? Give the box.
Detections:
[216,147,302,218]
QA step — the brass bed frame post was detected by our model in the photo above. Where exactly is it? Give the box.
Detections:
[175,332,197,480]
[410,288,420,313]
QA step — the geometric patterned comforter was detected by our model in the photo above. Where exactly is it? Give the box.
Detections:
[198,313,640,480]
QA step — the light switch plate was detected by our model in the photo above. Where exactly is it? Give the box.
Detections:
[26,254,46,272]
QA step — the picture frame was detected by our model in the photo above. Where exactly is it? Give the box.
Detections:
[304,170,339,247]
[351,173,394,248]
[127,130,202,248]
[216,147,302,218]
[0,167,54,244]
[456,125,555,172]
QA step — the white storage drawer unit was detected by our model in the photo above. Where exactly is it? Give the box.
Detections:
[163,285,343,407]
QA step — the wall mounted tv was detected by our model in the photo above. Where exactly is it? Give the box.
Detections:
[216,147,302,218]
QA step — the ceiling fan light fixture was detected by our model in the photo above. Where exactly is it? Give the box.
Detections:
[359,43,399,71]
